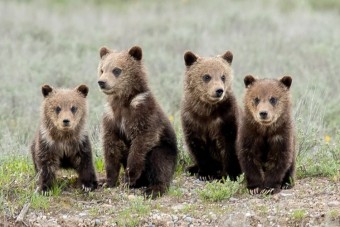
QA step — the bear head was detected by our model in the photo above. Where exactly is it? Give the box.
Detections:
[243,75,292,126]
[41,84,88,132]
[97,46,146,97]
[183,50,233,104]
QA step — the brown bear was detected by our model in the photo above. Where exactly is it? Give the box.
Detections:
[237,75,296,195]
[97,45,178,198]
[181,50,242,181]
[30,84,97,194]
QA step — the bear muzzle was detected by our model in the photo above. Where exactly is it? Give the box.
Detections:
[215,89,224,98]
[98,81,106,89]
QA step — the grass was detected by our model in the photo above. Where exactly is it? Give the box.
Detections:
[198,176,244,202]
[291,209,307,221]
[0,0,339,224]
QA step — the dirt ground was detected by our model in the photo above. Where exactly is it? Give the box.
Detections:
[3,174,340,227]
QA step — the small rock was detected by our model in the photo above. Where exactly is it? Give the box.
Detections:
[94,219,101,226]
[280,192,293,197]
[172,204,185,210]
[79,212,87,217]
[128,194,136,200]
[229,197,238,202]
[184,216,192,223]
[328,201,340,207]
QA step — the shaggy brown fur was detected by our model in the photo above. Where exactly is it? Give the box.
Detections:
[31,84,97,194]
[97,46,178,198]
[237,75,296,194]
[181,50,242,181]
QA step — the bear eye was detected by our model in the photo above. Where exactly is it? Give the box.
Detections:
[254,97,260,105]
[71,106,77,114]
[202,74,211,83]
[55,106,61,114]
[269,97,277,105]
[112,67,122,77]
[100,69,103,74]
[221,75,226,82]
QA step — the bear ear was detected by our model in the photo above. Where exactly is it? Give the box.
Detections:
[76,84,89,97]
[221,51,233,64]
[280,76,292,89]
[99,46,111,59]
[244,75,256,88]
[42,84,53,98]
[128,46,143,61]
[184,51,198,67]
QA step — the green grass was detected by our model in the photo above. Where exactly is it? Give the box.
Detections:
[291,209,307,221]
[115,197,151,226]
[198,176,244,202]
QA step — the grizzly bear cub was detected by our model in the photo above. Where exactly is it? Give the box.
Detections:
[181,50,242,181]
[97,46,178,198]
[31,84,97,194]
[237,75,296,194]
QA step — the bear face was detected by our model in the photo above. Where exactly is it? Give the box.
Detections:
[183,51,233,104]
[97,46,145,97]
[41,84,88,132]
[243,75,292,126]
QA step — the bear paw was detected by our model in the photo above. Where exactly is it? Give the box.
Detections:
[248,187,260,195]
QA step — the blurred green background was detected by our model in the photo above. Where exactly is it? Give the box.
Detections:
[0,0,339,175]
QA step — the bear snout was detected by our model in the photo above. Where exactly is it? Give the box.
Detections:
[98,81,106,89]
[259,111,268,119]
[215,89,224,98]
[63,119,70,127]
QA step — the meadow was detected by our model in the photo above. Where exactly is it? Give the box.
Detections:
[0,0,339,225]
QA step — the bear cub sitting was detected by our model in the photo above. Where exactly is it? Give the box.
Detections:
[237,75,296,194]
[98,46,178,198]
[181,50,242,181]
[31,84,97,194]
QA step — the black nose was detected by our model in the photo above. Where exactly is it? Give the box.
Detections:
[98,81,106,89]
[63,119,70,126]
[215,89,224,97]
[259,111,268,119]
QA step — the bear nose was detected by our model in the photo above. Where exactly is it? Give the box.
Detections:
[259,111,268,119]
[215,89,224,97]
[98,81,106,89]
[63,119,70,126]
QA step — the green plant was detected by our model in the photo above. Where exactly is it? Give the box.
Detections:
[291,209,306,220]
[199,175,244,202]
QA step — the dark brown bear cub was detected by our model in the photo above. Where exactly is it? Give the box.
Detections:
[181,50,242,181]
[237,75,296,195]
[31,84,97,194]
[97,46,178,198]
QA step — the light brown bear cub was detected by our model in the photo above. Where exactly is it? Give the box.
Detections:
[237,75,296,195]
[181,50,242,181]
[31,84,97,194]
[97,46,178,198]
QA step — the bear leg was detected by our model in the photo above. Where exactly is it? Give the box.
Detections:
[143,145,177,198]
[281,161,295,189]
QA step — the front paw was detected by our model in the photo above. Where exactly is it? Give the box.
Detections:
[248,187,260,195]
[186,165,199,175]
[36,186,52,196]
[81,180,97,192]
[123,168,140,187]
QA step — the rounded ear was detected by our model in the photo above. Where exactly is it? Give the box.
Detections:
[42,84,53,97]
[221,51,233,64]
[99,46,111,59]
[128,46,142,61]
[184,51,198,67]
[244,75,256,88]
[76,84,89,97]
[280,76,292,89]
